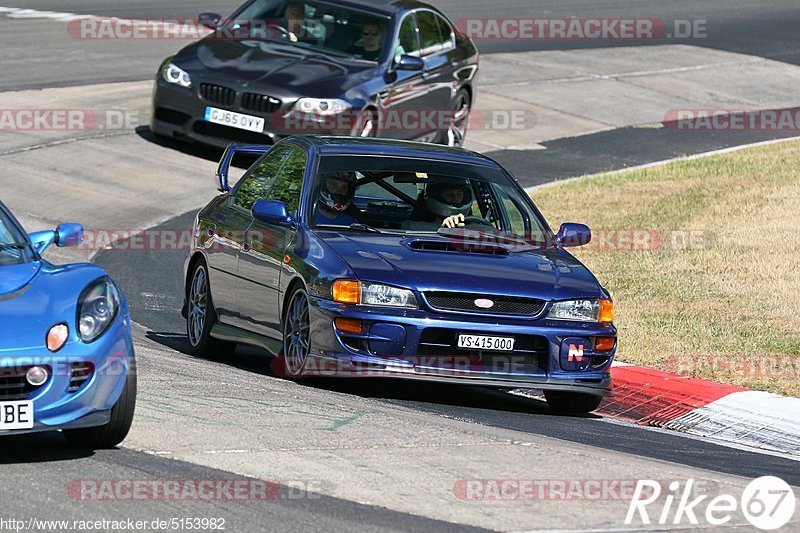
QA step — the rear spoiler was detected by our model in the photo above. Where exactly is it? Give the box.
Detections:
[216,143,271,192]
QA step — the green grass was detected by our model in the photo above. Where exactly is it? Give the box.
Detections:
[531,141,800,396]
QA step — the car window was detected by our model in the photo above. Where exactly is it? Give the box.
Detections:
[230,0,390,61]
[396,13,420,60]
[266,146,307,214]
[491,183,536,239]
[310,165,550,247]
[234,145,292,211]
[434,13,454,51]
[416,11,444,56]
[0,206,33,265]
[355,175,418,201]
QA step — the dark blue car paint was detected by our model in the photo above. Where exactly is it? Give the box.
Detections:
[185,137,616,395]
[151,0,479,148]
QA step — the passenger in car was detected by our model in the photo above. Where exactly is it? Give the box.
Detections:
[348,21,383,61]
[315,172,365,226]
[402,179,485,230]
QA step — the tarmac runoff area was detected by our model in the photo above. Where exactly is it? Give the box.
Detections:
[2,38,800,530]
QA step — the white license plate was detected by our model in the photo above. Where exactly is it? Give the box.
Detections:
[204,106,265,133]
[0,401,34,430]
[457,334,515,351]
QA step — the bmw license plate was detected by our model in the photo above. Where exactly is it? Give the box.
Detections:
[204,106,265,133]
[457,334,515,351]
[0,400,34,430]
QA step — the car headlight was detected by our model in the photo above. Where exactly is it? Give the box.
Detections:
[547,299,614,323]
[332,280,418,308]
[77,278,121,342]
[294,98,350,116]
[162,63,192,88]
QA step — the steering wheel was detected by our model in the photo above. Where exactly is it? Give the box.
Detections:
[463,216,493,228]
[263,23,295,41]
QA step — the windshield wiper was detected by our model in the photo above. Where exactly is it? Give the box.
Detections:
[315,223,383,233]
[348,223,383,233]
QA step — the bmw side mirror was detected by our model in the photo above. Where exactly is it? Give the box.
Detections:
[252,200,295,227]
[198,12,222,29]
[395,55,424,72]
[555,223,591,247]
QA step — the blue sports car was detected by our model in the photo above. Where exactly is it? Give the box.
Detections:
[0,202,135,447]
[183,137,616,413]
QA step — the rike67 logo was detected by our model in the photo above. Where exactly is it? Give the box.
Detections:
[626,477,796,530]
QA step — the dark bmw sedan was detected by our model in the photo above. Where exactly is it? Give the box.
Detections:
[151,0,479,148]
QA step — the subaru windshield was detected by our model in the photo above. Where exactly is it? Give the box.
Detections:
[311,158,553,249]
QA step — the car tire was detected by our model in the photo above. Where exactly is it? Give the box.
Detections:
[283,286,311,378]
[544,391,603,414]
[63,351,137,449]
[440,89,471,147]
[186,260,236,358]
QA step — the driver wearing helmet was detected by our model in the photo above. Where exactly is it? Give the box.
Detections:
[315,171,364,226]
[403,178,483,230]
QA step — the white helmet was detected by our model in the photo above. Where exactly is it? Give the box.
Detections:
[424,179,473,218]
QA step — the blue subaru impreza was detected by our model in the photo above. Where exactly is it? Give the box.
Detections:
[0,201,135,447]
[183,137,615,413]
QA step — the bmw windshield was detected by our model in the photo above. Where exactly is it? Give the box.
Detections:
[225,0,391,61]
[0,204,34,265]
[311,157,553,249]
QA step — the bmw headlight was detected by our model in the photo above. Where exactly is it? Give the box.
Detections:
[163,63,192,88]
[294,98,350,116]
[77,278,121,342]
[332,280,417,308]
[547,299,614,323]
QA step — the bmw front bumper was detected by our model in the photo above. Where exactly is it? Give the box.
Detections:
[151,79,353,149]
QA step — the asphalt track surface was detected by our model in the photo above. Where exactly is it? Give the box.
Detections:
[2,1,800,531]
[0,433,484,533]
[13,0,800,61]
[94,209,800,488]
[4,1,799,182]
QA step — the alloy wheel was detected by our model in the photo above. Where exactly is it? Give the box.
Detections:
[284,290,310,376]
[447,93,471,147]
[187,266,208,347]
